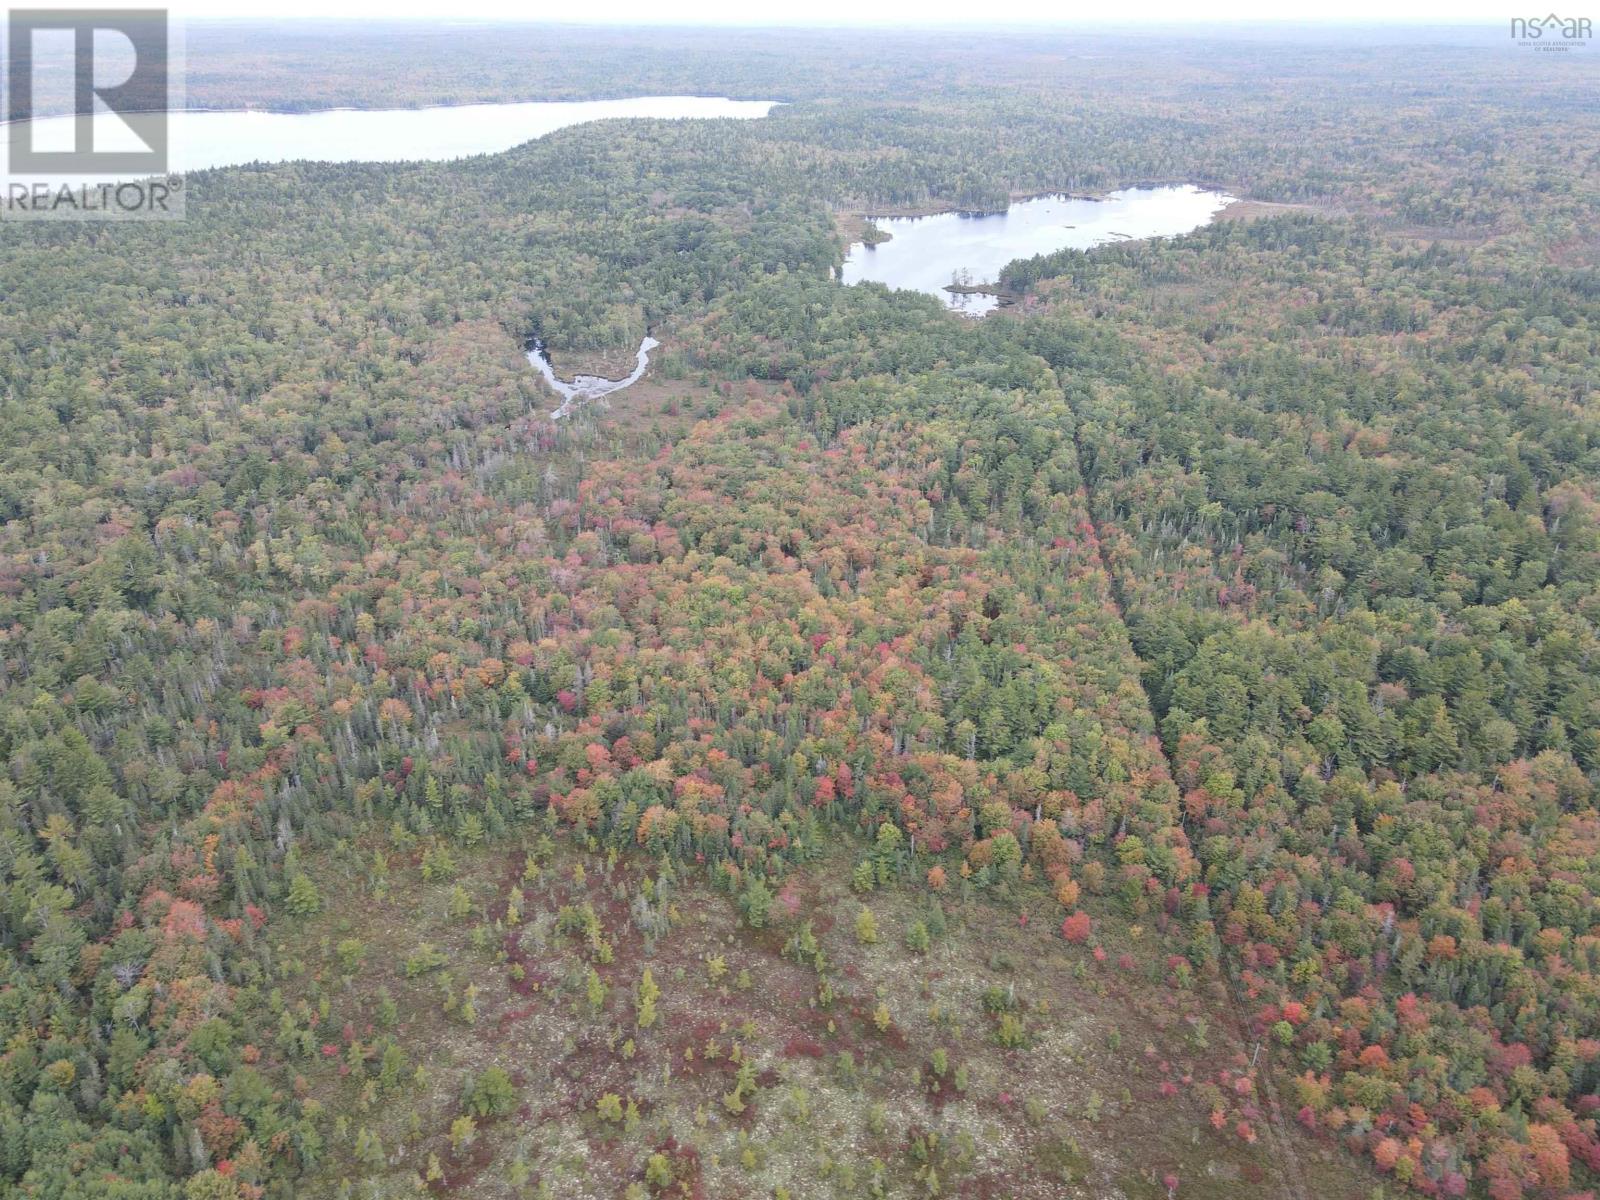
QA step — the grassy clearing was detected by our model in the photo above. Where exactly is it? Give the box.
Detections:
[275,830,1378,1200]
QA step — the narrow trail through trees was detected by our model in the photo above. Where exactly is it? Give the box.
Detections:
[1060,386,1316,1200]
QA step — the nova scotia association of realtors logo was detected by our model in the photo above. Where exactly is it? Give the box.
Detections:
[1510,12,1593,48]
[3,8,183,219]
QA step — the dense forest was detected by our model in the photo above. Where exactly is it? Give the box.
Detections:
[1,21,1598,1200]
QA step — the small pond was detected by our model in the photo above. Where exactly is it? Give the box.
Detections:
[840,185,1234,315]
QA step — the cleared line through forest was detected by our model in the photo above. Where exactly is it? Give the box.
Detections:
[1058,383,1316,1200]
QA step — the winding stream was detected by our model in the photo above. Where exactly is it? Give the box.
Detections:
[526,336,660,419]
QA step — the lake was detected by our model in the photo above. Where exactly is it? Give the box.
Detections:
[1,96,779,181]
[841,186,1235,315]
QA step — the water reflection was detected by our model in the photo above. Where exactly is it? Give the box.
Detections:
[1,96,779,181]
[526,336,660,420]
[841,185,1234,315]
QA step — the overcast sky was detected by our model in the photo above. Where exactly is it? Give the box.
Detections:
[143,1,1529,25]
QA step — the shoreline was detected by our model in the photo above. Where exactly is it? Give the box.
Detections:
[0,96,785,127]
[843,184,1252,317]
